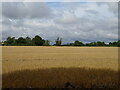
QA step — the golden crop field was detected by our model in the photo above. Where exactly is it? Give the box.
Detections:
[2,46,119,88]
[2,46,118,73]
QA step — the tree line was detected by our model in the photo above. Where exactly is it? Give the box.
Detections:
[1,35,120,47]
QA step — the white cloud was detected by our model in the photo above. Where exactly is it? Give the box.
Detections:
[55,11,77,24]
[2,2,118,43]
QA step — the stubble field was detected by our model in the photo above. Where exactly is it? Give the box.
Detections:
[2,46,119,88]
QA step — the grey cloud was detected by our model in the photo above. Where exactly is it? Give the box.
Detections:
[2,2,52,19]
[2,2,118,43]
[54,11,78,24]
[107,2,118,14]
[2,2,27,19]
[97,2,118,15]
[85,10,98,15]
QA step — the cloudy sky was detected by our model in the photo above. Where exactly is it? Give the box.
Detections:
[1,2,118,44]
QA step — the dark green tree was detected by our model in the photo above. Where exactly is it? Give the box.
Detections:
[96,41,106,46]
[43,40,50,46]
[74,40,84,46]
[118,40,120,47]
[109,41,118,46]
[85,41,106,46]
[16,37,27,45]
[26,37,34,46]
[4,37,16,45]
[32,35,45,46]
[55,37,62,46]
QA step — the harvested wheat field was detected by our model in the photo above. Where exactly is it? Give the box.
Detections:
[2,46,119,88]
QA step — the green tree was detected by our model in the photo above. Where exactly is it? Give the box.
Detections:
[43,40,50,46]
[109,41,118,46]
[16,37,27,45]
[5,37,16,45]
[74,40,84,46]
[118,40,120,47]
[96,41,106,46]
[32,35,45,46]
[55,37,62,46]
[26,37,34,46]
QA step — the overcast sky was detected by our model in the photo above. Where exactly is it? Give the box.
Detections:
[1,2,118,43]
